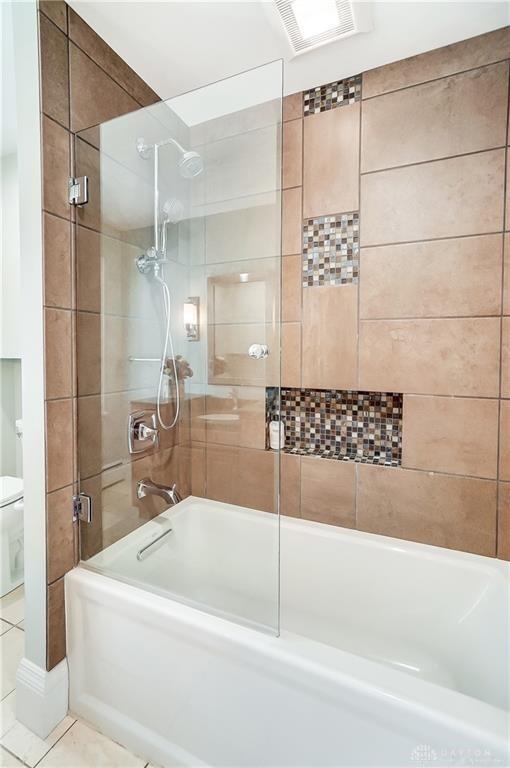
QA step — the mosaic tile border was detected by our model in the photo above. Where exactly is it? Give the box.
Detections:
[267,388,402,467]
[302,212,359,287]
[303,75,362,116]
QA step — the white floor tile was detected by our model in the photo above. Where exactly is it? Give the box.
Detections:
[0,629,23,700]
[0,622,11,637]
[0,746,22,767]
[0,589,24,627]
[0,692,75,768]
[37,722,147,768]
[14,623,23,632]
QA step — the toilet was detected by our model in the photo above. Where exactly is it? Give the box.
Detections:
[0,476,24,598]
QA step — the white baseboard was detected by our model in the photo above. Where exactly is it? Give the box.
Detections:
[15,657,69,739]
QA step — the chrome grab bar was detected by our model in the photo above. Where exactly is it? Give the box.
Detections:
[136,526,173,561]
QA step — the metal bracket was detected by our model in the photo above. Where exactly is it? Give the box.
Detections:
[68,176,88,206]
[128,411,160,455]
[73,492,93,523]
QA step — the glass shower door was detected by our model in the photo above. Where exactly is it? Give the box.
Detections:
[74,62,282,634]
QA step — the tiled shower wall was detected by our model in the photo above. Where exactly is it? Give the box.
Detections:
[38,0,160,669]
[278,26,510,561]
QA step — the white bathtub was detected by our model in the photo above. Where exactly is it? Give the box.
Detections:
[66,497,510,767]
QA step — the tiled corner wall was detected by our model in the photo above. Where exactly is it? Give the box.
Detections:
[280,26,510,561]
[38,0,160,669]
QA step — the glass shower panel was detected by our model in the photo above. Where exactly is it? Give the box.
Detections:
[75,61,282,634]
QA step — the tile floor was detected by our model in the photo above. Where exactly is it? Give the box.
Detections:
[1,587,155,768]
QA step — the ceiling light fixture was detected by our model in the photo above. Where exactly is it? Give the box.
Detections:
[274,0,371,55]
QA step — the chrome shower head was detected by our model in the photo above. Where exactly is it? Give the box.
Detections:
[178,150,204,179]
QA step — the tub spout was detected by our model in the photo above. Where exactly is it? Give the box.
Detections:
[137,478,182,506]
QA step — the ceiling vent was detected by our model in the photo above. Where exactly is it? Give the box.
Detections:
[274,0,370,55]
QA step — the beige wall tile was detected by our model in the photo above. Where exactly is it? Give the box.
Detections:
[283,92,302,122]
[190,443,206,497]
[75,138,100,232]
[46,486,76,583]
[42,116,70,220]
[77,395,102,480]
[283,119,303,189]
[47,578,66,670]
[500,400,510,482]
[282,187,302,255]
[44,213,72,309]
[46,399,74,492]
[498,482,510,560]
[402,395,499,478]
[504,235,510,315]
[39,12,69,127]
[79,474,103,560]
[68,9,159,107]
[282,323,301,388]
[45,308,73,400]
[360,318,500,397]
[205,444,236,505]
[303,103,360,218]
[205,445,276,512]
[205,388,266,450]
[208,322,277,387]
[362,27,510,99]
[76,225,101,313]
[507,153,510,231]
[301,456,355,527]
[361,63,508,172]
[282,254,302,322]
[360,235,502,319]
[76,312,101,396]
[69,43,139,133]
[357,464,497,556]
[281,452,301,518]
[39,1,67,32]
[302,285,358,390]
[503,317,510,398]
[361,149,505,246]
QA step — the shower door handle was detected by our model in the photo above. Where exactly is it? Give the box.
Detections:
[248,344,269,360]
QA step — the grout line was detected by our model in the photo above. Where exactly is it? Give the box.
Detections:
[360,230,506,250]
[359,314,504,321]
[361,57,510,102]
[31,718,77,768]
[360,145,506,177]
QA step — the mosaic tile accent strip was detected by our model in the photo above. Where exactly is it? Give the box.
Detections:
[303,75,362,116]
[302,212,359,287]
[266,388,402,466]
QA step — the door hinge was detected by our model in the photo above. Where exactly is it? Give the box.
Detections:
[68,176,88,206]
[72,492,93,523]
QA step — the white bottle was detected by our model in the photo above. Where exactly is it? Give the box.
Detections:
[269,420,285,450]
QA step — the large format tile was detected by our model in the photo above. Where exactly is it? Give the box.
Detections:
[402,395,499,478]
[68,9,159,107]
[39,12,69,128]
[0,628,24,700]
[47,579,65,670]
[357,465,497,556]
[360,149,505,246]
[283,92,302,122]
[281,452,301,518]
[361,63,508,172]
[504,234,510,315]
[282,323,301,388]
[46,486,76,584]
[46,399,74,492]
[303,102,360,218]
[42,117,70,220]
[500,400,510,482]
[498,482,510,560]
[502,317,510,398]
[37,721,146,768]
[0,588,24,626]
[39,1,67,32]
[77,395,102,480]
[76,312,101,396]
[0,692,75,768]
[0,746,22,767]
[76,225,100,313]
[282,187,302,256]
[283,118,303,189]
[359,317,500,397]
[205,445,276,513]
[282,254,301,322]
[363,27,510,99]
[359,235,502,318]
[205,388,267,450]
[0,621,10,636]
[44,309,73,400]
[69,43,139,133]
[302,285,358,390]
[43,213,72,309]
[300,456,355,527]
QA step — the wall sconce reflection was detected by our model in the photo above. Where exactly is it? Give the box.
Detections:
[183,297,200,341]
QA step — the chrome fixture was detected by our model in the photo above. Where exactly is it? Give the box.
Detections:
[137,478,182,506]
[248,343,269,360]
[72,492,93,523]
[68,176,88,206]
[136,136,204,179]
[128,411,160,455]
[135,246,167,276]
[183,297,200,341]
[136,526,173,562]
